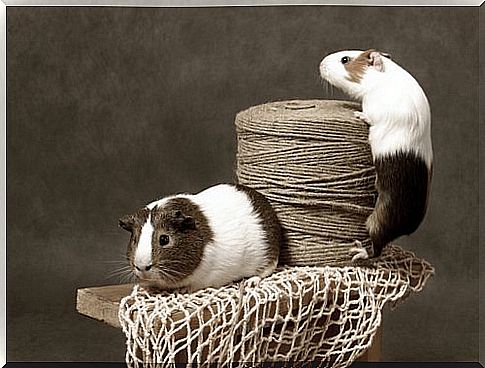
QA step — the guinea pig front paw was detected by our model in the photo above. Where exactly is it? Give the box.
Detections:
[176,286,193,295]
[245,275,262,288]
[139,284,164,294]
[354,111,372,125]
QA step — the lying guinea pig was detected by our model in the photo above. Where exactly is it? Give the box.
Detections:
[119,183,282,292]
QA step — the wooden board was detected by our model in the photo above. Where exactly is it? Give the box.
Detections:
[76,284,134,328]
[76,283,381,361]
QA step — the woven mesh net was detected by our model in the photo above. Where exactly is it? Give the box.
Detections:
[119,244,434,367]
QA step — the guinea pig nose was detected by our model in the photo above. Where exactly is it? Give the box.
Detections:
[135,265,153,272]
[134,264,152,272]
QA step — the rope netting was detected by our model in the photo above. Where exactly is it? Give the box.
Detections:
[119,245,434,367]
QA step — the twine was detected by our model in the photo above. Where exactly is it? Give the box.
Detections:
[235,100,377,266]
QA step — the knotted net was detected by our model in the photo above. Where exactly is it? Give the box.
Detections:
[119,245,433,367]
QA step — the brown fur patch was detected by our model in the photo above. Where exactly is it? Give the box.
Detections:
[366,152,430,257]
[122,198,214,288]
[234,184,282,270]
[149,197,214,286]
[345,49,375,83]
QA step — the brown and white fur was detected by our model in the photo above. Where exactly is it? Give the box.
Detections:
[119,183,282,292]
[319,49,433,259]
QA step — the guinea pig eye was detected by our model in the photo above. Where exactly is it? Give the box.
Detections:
[159,235,170,246]
[341,56,351,64]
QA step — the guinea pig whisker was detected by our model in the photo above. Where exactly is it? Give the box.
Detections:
[117,273,133,285]
[106,272,127,279]
[104,267,134,284]
[99,260,130,265]
[107,269,132,279]
[322,79,333,97]
[156,267,181,283]
[108,265,131,272]
[107,264,132,271]
[156,266,177,276]
[158,259,186,266]
[125,273,137,284]
[106,266,133,278]
[156,265,185,276]
[157,271,176,283]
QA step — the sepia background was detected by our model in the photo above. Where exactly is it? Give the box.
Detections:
[7,6,480,361]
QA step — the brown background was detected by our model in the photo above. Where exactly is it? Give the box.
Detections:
[7,6,480,362]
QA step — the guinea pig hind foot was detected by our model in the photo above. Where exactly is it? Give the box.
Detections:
[246,262,278,288]
[349,240,370,262]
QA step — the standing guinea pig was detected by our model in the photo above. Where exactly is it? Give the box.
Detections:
[319,49,433,260]
[119,183,282,292]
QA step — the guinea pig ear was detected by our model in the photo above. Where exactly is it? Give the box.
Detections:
[119,214,135,232]
[369,50,385,72]
[172,210,197,231]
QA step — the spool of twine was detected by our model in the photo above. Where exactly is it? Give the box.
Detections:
[235,100,377,266]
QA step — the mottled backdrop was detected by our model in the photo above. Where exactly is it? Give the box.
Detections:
[7,6,479,361]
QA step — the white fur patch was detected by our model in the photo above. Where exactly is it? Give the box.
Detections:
[320,50,433,168]
[135,213,153,269]
[363,77,433,168]
[180,184,270,290]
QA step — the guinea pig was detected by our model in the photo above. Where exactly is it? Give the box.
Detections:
[319,49,433,260]
[118,183,282,292]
